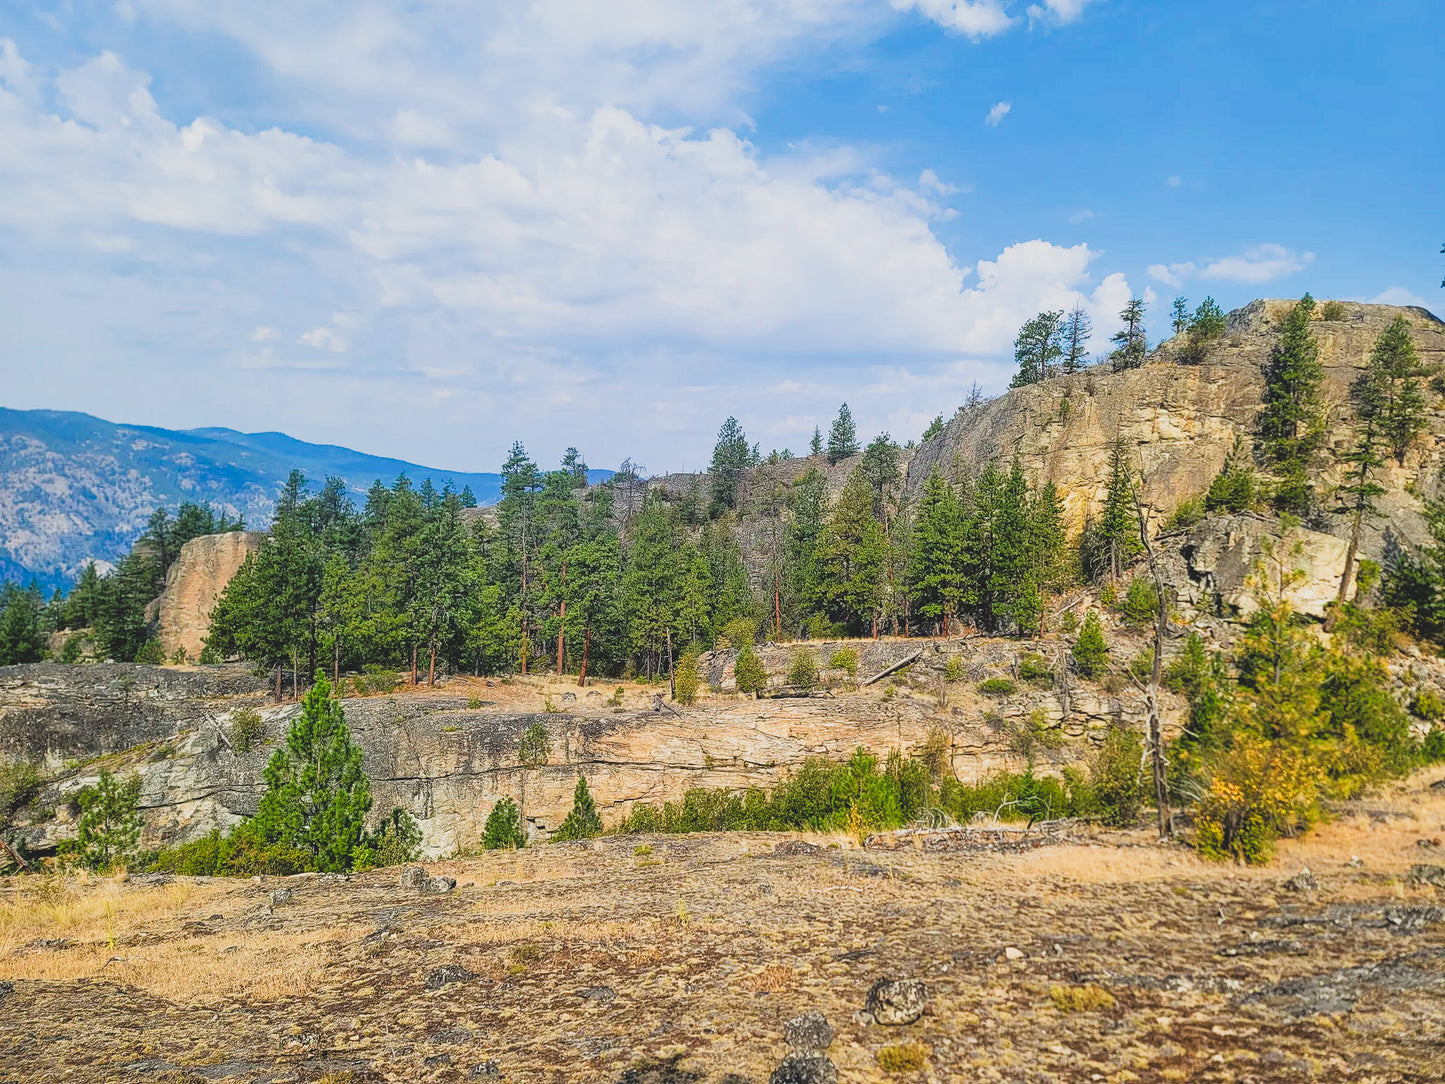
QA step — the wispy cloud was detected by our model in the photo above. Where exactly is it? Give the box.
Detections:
[985,100,1012,126]
[1150,244,1312,287]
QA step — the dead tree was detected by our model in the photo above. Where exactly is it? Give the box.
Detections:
[1134,486,1174,840]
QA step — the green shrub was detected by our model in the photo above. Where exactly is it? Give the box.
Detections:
[828,648,859,678]
[734,644,768,694]
[1120,578,1160,627]
[1411,688,1445,722]
[877,1043,928,1072]
[170,647,189,665]
[72,769,142,872]
[1164,497,1205,532]
[1319,299,1347,321]
[553,775,602,841]
[1018,654,1052,686]
[1204,463,1256,514]
[716,617,757,651]
[467,696,482,710]
[674,651,701,705]
[1072,612,1109,679]
[804,614,843,640]
[1424,727,1445,763]
[60,635,84,664]
[134,640,165,665]
[1009,709,1064,763]
[0,760,43,828]
[1090,727,1144,828]
[608,686,625,707]
[483,797,526,850]
[1178,296,1227,364]
[979,677,1017,696]
[943,655,964,682]
[230,708,265,755]
[197,642,221,665]
[370,807,423,867]
[1128,649,1155,682]
[1060,611,1079,634]
[1050,984,1116,1012]
[518,721,550,766]
[788,648,819,689]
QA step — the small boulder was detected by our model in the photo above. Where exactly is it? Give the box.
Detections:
[0,980,12,1002]
[428,876,458,895]
[400,866,430,890]
[561,691,577,703]
[425,964,476,990]
[769,1054,838,1084]
[773,840,821,857]
[269,887,295,906]
[468,1062,501,1079]
[1385,906,1444,933]
[865,978,927,1026]
[1281,869,1318,893]
[782,1010,833,1055]
[579,986,617,1003]
[1430,778,1445,791]
[1418,838,1442,850]
[1003,947,1024,961]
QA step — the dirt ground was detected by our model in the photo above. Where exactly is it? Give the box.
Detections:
[3,774,1445,1084]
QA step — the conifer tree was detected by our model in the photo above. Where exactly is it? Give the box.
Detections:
[810,427,823,457]
[734,642,768,693]
[860,433,902,520]
[1260,295,1324,515]
[826,404,860,464]
[1082,439,1144,582]
[1171,297,1190,336]
[990,457,1033,633]
[786,468,829,622]
[921,414,946,443]
[1061,305,1092,374]
[816,467,888,635]
[908,470,964,635]
[0,584,46,665]
[1010,310,1065,386]
[74,769,142,872]
[1368,315,1428,462]
[1072,611,1109,679]
[1179,297,1226,364]
[250,671,372,872]
[1110,297,1147,370]
[709,416,752,513]
[483,797,526,849]
[553,775,602,840]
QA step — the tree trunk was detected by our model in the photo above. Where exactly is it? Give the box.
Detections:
[429,644,436,686]
[774,573,782,641]
[667,629,676,700]
[520,613,528,675]
[333,639,339,690]
[578,624,591,687]
[1327,502,1366,632]
[1134,488,1173,840]
[557,561,567,676]
[275,664,281,704]
[411,642,418,686]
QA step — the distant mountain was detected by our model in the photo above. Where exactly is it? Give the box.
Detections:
[0,408,610,591]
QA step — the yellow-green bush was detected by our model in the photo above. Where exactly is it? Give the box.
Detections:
[1194,736,1324,864]
[828,647,859,678]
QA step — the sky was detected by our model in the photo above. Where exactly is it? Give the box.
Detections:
[1,0,1440,477]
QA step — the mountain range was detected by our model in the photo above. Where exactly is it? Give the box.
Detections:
[0,408,609,590]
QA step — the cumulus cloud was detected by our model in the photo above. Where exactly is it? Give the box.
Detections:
[985,100,1012,126]
[893,0,1014,39]
[1149,245,1312,288]
[1369,286,1430,308]
[0,4,1128,467]
[1026,0,1103,26]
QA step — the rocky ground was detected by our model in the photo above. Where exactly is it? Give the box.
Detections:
[4,774,1445,1084]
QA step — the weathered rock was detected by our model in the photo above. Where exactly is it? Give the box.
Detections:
[269,886,295,906]
[769,1054,837,1084]
[428,876,458,895]
[424,964,476,990]
[0,980,11,1002]
[864,977,927,1026]
[773,840,821,857]
[579,985,616,1003]
[1385,907,1443,933]
[1004,946,1025,960]
[561,692,576,703]
[1408,864,1445,888]
[1282,869,1319,893]
[782,1010,833,1055]
[400,866,430,890]
[468,1062,501,1079]
[152,532,265,660]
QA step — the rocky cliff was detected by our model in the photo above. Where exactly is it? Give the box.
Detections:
[150,531,265,661]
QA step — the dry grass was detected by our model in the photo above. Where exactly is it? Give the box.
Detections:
[744,962,796,993]
[0,874,203,942]
[1049,983,1117,1012]
[876,1041,929,1072]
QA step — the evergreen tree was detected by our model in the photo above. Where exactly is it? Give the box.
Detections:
[921,414,946,443]
[990,457,1033,633]
[1110,297,1147,371]
[1260,295,1324,515]
[709,416,752,514]
[1179,296,1226,364]
[73,769,142,872]
[860,433,902,520]
[0,583,47,665]
[483,797,526,849]
[249,672,372,872]
[553,775,603,840]
[1010,310,1065,387]
[816,467,888,635]
[1171,297,1190,336]
[1334,341,1390,613]
[65,561,103,630]
[1368,315,1428,462]
[810,427,823,457]
[1082,439,1143,582]
[1030,480,1071,599]
[621,493,683,678]
[734,643,768,693]
[1072,611,1109,679]
[786,468,829,623]
[370,807,423,866]
[826,404,860,464]
[908,470,964,635]
[459,485,478,508]
[561,446,590,487]
[1061,305,1092,374]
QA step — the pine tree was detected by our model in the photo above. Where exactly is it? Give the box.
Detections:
[1010,310,1065,387]
[483,797,526,849]
[249,671,372,872]
[553,775,602,841]
[921,414,946,443]
[674,650,701,704]
[860,433,901,520]
[826,404,860,464]
[1082,439,1144,582]
[1061,305,1092,374]
[810,427,823,457]
[74,769,142,872]
[908,470,965,635]
[1260,294,1324,515]
[1072,611,1109,679]
[0,584,46,665]
[1368,315,1428,462]
[709,416,752,513]
[1110,297,1147,371]
[734,643,768,693]
[816,467,888,635]
[990,457,1033,633]
[1179,296,1226,364]
[1171,297,1190,336]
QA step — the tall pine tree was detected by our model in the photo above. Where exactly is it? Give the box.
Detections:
[1260,294,1324,515]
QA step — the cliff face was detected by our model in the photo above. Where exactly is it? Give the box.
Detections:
[906,300,1445,549]
[152,531,265,661]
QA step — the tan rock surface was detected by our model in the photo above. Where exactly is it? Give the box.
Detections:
[153,530,263,659]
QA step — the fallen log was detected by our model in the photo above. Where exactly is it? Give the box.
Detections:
[861,649,923,687]
[756,686,834,699]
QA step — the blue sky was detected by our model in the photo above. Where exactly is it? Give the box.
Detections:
[0,0,1439,476]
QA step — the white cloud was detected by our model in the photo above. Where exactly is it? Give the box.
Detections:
[1148,245,1311,288]
[984,100,1012,126]
[1165,175,1182,188]
[1068,208,1094,224]
[1026,0,1103,25]
[299,326,347,352]
[892,0,1014,39]
[251,326,278,342]
[1369,286,1430,308]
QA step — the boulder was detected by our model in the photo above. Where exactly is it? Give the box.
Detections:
[782,1010,833,1056]
[769,1055,837,1084]
[1281,869,1319,893]
[773,840,821,857]
[864,978,927,1026]
[425,964,476,990]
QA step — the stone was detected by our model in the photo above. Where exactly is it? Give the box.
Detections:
[1418,838,1442,849]
[579,986,617,1003]
[424,1054,452,1068]
[561,692,576,703]
[0,980,11,1002]
[1281,869,1319,893]
[769,1054,838,1084]
[1385,907,1443,933]
[782,1010,833,1055]
[773,840,821,857]
[428,876,458,895]
[1408,864,1445,888]
[269,887,295,906]
[1430,778,1445,791]
[469,1062,501,1079]
[864,978,927,1026]
[1003,946,1024,960]
[152,532,265,660]
[425,964,476,990]
[400,866,429,890]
